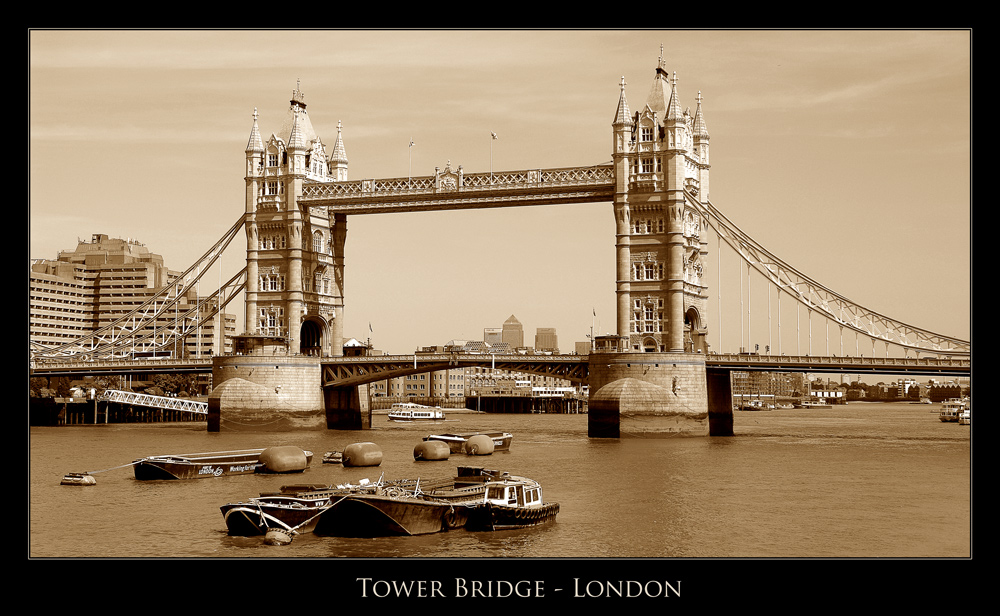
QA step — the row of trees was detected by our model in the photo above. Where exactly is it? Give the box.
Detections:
[29,374,203,399]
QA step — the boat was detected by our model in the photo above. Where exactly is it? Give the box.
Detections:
[959,407,971,425]
[133,447,313,480]
[387,402,447,422]
[423,431,514,454]
[939,398,968,423]
[304,467,504,537]
[793,399,833,409]
[465,473,560,531]
[221,482,361,537]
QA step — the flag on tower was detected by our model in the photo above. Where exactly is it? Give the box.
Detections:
[491,131,498,140]
[409,139,414,147]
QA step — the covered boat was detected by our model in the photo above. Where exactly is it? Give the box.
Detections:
[133,447,313,480]
[465,474,559,531]
[423,431,513,454]
[387,402,447,422]
[310,467,504,537]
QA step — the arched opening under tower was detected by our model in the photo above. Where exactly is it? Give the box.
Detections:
[642,337,658,352]
[300,317,328,357]
[684,307,708,353]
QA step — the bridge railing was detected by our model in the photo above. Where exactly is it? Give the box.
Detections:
[707,353,971,374]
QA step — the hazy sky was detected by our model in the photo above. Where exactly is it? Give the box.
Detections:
[29,29,971,356]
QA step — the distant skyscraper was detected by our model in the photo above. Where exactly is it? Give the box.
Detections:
[535,327,558,353]
[501,314,523,349]
[484,327,502,345]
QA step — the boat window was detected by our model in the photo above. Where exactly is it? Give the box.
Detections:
[487,486,505,500]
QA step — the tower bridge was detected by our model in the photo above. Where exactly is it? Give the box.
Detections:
[30,53,970,436]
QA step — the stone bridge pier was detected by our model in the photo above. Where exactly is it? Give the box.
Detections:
[587,351,733,437]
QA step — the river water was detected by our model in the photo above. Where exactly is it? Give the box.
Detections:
[29,402,970,564]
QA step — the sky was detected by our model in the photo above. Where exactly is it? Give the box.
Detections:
[29,29,971,357]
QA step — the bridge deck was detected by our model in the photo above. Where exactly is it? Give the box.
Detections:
[30,353,970,382]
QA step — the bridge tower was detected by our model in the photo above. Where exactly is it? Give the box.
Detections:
[590,52,722,437]
[612,52,710,352]
[241,83,347,357]
[209,84,351,431]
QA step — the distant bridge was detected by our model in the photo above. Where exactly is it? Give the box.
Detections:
[30,353,969,383]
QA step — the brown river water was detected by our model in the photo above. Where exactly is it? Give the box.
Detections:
[30,402,970,568]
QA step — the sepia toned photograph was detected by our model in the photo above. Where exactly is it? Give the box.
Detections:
[28,28,971,589]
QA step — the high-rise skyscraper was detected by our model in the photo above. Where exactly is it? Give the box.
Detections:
[501,315,523,349]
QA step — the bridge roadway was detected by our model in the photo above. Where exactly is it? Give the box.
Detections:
[30,353,971,382]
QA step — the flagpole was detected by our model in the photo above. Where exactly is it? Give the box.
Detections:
[490,131,497,184]
[408,138,414,187]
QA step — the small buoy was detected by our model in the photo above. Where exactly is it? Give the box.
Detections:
[465,435,495,456]
[413,440,450,461]
[61,473,97,486]
[263,528,293,545]
[259,446,309,473]
[342,442,383,467]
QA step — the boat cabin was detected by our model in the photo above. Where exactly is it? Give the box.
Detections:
[484,478,543,509]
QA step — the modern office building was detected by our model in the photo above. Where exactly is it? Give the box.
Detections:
[534,327,558,353]
[501,314,523,349]
[29,233,236,359]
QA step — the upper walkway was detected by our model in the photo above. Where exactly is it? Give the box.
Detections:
[299,163,615,214]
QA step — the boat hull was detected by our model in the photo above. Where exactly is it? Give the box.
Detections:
[314,494,470,536]
[134,448,313,480]
[466,502,560,531]
[221,503,329,536]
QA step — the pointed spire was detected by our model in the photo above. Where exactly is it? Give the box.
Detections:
[246,107,264,153]
[693,91,710,139]
[665,71,682,121]
[645,55,672,117]
[613,75,631,126]
[330,120,348,164]
[287,106,306,151]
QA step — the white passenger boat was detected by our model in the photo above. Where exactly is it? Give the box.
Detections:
[939,398,968,423]
[387,402,447,422]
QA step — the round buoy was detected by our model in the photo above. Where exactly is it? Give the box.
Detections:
[263,528,293,545]
[60,473,97,486]
[465,434,495,455]
[413,440,450,461]
[342,442,383,467]
[259,446,309,473]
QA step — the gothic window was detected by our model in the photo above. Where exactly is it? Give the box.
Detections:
[658,219,664,233]
[313,231,323,253]
[641,126,653,142]
[641,157,653,173]
[268,154,278,167]
[658,263,664,279]
[266,181,279,196]
[645,264,655,280]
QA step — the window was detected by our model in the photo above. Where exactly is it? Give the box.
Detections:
[641,126,653,142]
[641,157,653,173]
[268,154,278,167]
